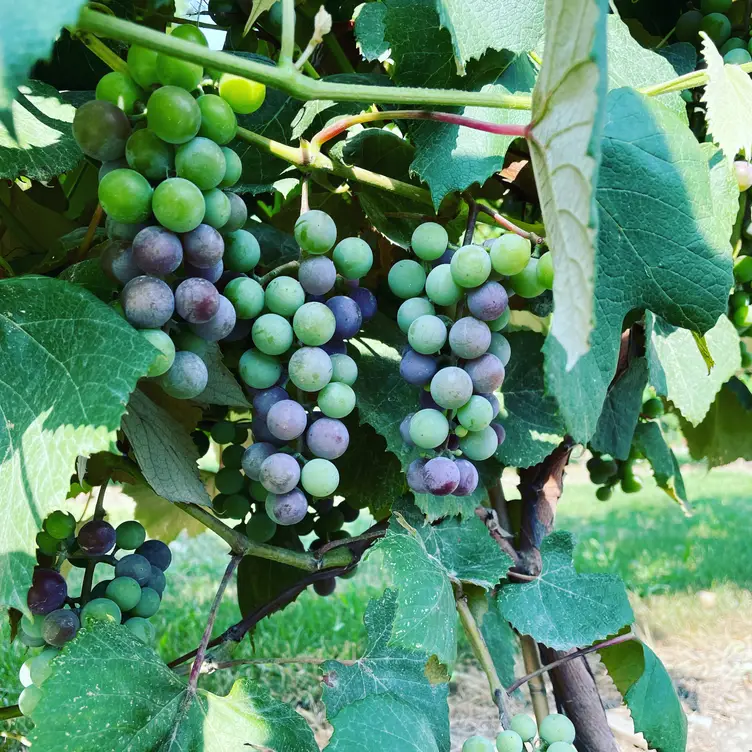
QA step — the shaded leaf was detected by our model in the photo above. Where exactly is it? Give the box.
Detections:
[632,421,688,509]
[354,3,390,62]
[57,258,116,302]
[198,343,250,407]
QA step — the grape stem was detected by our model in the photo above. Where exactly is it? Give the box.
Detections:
[294,6,332,71]
[0,705,21,721]
[519,635,550,723]
[256,259,300,285]
[476,203,544,245]
[279,0,296,67]
[80,478,110,604]
[463,199,480,246]
[76,203,104,261]
[67,28,131,76]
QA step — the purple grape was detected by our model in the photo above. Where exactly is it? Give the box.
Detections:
[400,348,438,386]
[78,520,116,555]
[321,338,347,355]
[400,413,415,446]
[447,434,460,451]
[241,442,276,480]
[347,286,377,321]
[266,399,308,441]
[314,577,336,596]
[315,497,334,515]
[132,226,183,275]
[215,270,246,293]
[423,457,460,496]
[115,553,152,584]
[454,459,479,496]
[251,417,286,447]
[182,224,224,268]
[266,488,308,525]
[449,317,492,359]
[190,294,236,341]
[481,393,501,419]
[223,317,253,342]
[148,565,167,594]
[185,259,223,283]
[490,422,506,445]
[175,278,220,324]
[406,458,429,493]
[467,282,509,321]
[121,276,175,329]
[136,539,172,571]
[326,295,363,339]
[464,354,505,393]
[259,453,301,494]
[253,387,289,421]
[106,217,149,242]
[42,608,80,646]
[299,256,337,295]
[101,240,141,284]
[305,418,349,459]
[27,569,67,615]
[433,247,455,266]
[419,390,441,410]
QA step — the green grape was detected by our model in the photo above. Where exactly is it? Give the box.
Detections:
[73,100,131,161]
[156,52,203,91]
[537,252,554,289]
[742,342,752,368]
[425,264,463,306]
[701,0,732,13]
[131,587,161,618]
[642,397,664,418]
[495,730,523,752]
[457,395,494,432]
[44,510,76,540]
[595,485,613,501]
[203,188,232,229]
[220,148,243,187]
[36,530,59,556]
[332,237,373,279]
[80,597,122,625]
[222,443,245,469]
[318,382,356,418]
[197,94,237,144]
[508,714,537,743]
[146,86,202,145]
[721,37,747,54]
[99,169,153,224]
[397,297,435,333]
[252,313,294,355]
[301,458,340,497]
[224,277,264,319]
[488,332,511,366]
[246,512,277,543]
[539,714,575,745]
[450,245,491,288]
[224,229,260,271]
[546,744,577,752]
[408,314,447,354]
[125,616,156,643]
[509,258,545,298]
[330,353,358,385]
[224,494,251,518]
[675,10,703,43]
[95,72,144,116]
[700,13,732,46]
[733,304,752,328]
[288,347,332,391]
[219,73,266,114]
[127,45,160,89]
[490,234,531,276]
[620,472,643,494]
[294,210,338,255]
[724,47,752,64]
[488,307,511,332]
[459,425,498,460]
[152,178,205,233]
[140,329,176,378]
[224,192,248,231]
[105,577,142,611]
[215,467,245,494]
[239,349,282,389]
[265,276,305,317]
[249,480,268,502]
[170,23,209,45]
[116,520,146,550]
[409,409,449,449]
[293,302,336,346]
[462,736,495,752]
[19,685,43,717]
[28,647,58,686]
[125,129,174,181]
[388,259,427,298]
[21,613,44,640]
[411,222,448,260]
[732,289,751,309]
[211,420,236,444]
[175,137,227,190]
[173,329,208,357]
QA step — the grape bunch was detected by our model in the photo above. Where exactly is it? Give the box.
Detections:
[676,1,752,63]
[18,511,171,717]
[462,712,576,752]
[391,222,552,497]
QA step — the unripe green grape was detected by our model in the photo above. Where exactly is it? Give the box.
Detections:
[170,23,209,45]
[219,73,266,114]
[675,10,703,43]
[490,234,531,276]
[733,304,752,328]
[28,647,58,686]
[488,332,511,366]
[173,329,208,357]
[462,735,495,752]
[293,302,337,346]
[131,587,161,618]
[642,397,664,418]
[220,148,243,187]
[224,192,248,231]
[95,72,144,116]
[127,45,160,88]
[495,730,523,752]
[225,277,264,319]
[295,210,337,255]
[246,512,277,543]
[411,222,448,260]
[318,382,356,418]
[398,297,435,333]
[547,744,577,752]
[44,510,76,540]
[620,472,643,494]
[224,229,260,271]
[176,136,227,190]
[239,349,282,389]
[742,342,752,368]
[99,169,153,224]
[222,444,245,469]
[332,237,373,279]
[153,178,205,233]
[140,329,176,377]
[457,395,494,432]
[330,353,358,385]
[125,129,174,181]
[595,485,613,501]
[508,714,537,743]
[409,409,449,449]
[146,86,202,145]
[203,188,232,229]
[488,308,511,332]
[19,685,43,717]
[252,313,294,355]
[301,458,340,497]
[460,425,498,460]
[450,244,491,288]
[288,347,333,391]
[388,259,427,298]
[215,467,245,494]
[539,714,576,745]
[80,597,122,625]
[36,530,59,556]
[509,258,545,298]
[197,94,237,144]
[431,366,473,409]
[211,420,236,444]
[125,616,156,643]
[156,52,203,91]
[105,577,142,611]
[724,47,752,64]
[265,276,305,317]
[700,13,731,46]
[721,37,746,54]
[408,314,447,354]
[425,264,463,306]
[537,252,554,289]
[116,520,146,550]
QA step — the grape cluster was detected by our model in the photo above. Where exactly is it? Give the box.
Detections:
[676,1,752,63]
[462,712,576,752]
[391,223,552,496]
[19,512,171,717]
[728,160,752,369]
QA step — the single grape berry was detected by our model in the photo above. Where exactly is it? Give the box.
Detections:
[121,276,175,330]
[260,453,301,494]
[265,275,305,317]
[176,137,227,190]
[220,150,243,189]
[398,297,435,334]
[449,317,492,359]
[306,418,349,460]
[332,237,373,279]
[266,488,308,526]
[224,230,261,272]
[153,178,206,233]
[423,457,460,496]
[44,510,76,540]
[141,329,176,378]
[317,382,356,419]
[136,539,173,571]
[430,366,473,410]
[400,348,437,386]
[197,94,237,144]
[246,512,278,543]
[462,735,495,752]
[132,226,183,276]
[203,188,232,229]
[313,577,336,597]
[450,245,491,288]
[411,222,448,261]
[131,587,161,618]
[115,553,153,585]
[408,315,447,355]
[347,287,377,321]
[642,397,664,418]
[72,100,131,161]
[266,399,308,440]
[78,520,116,555]
[299,256,337,295]
[175,278,220,324]
[425,264,463,306]
[388,259,427,299]
[219,73,266,114]
[127,45,159,89]
[326,296,363,339]
[125,617,156,643]
[539,713,576,745]
[409,409,449,449]
[105,577,142,611]
[224,277,264,319]
[288,347,333,392]
[460,425,499,461]
[330,353,358,385]
[301,458,340,497]
[467,281,508,322]
[95,72,144,117]
[464,353,505,393]
[125,129,174,181]
[146,86,202,144]
[495,730,523,752]
[101,240,141,286]
[115,520,146,551]
[99,169,153,224]
[239,349,282,389]
[454,459,479,496]
[27,569,67,615]
[294,210,337,254]
[159,350,209,398]
[190,294,237,341]
[508,714,537,743]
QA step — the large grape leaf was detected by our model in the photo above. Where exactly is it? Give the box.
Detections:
[198,343,250,407]
[632,421,688,509]
[647,313,740,426]
[57,257,117,302]
[354,3,390,62]
[31,623,318,751]
[599,638,687,752]
[497,331,565,469]
[376,504,511,668]
[121,389,211,506]
[497,531,633,650]
[324,589,450,750]
[0,277,153,613]
[544,89,734,443]
[528,0,608,369]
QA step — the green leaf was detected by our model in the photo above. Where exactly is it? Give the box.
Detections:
[198,343,250,407]
[599,638,687,752]
[632,421,688,509]
[544,89,734,443]
[324,589,450,750]
[57,258,117,302]
[498,531,633,650]
[376,504,511,668]
[245,0,279,31]
[497,331,565,468]
[0,81,81,181]
[480,593,518,689]
[680,377,752,468]
[0,277,153,613]
[354,3,390,62]
[590,357,649,461]
[246,220,300,268]
[528,0,608,369]
[121,389,211,506]
[647,313,740,426]
[31,623,319,751]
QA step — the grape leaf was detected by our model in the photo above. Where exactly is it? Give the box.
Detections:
[0,81,81,181]
[599,638,687,752]
[0,277,153,614]
[496,331,565,469]
[544,89,734,443]
[198,343,250,407]
[354,3,390,62]
[246,0,279,30]
[632,421,688,510]
[376,504,511,668]
[498,531,633,650]
[590,357,649,461]
[31,623,319,751]
[528,0,608,369]
[121,389,211,506]
[647,313,741,426]
[246,220,300,268]
[323,589,450,750]
[57,258,116,302]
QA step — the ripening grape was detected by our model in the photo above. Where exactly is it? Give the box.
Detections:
[159,350,209,398]
[508,714,537,743]
[132,226,183,275]
[78,520,116,555]
[411,222,448,260]
[140,329,176,377]
[460,425,499,460]
[400,414,414,446]
[313,577,336,596]
[537,252,554,290]
[220,148,243,188]
[322,338,346,355]
[106,216,148,242]
[222,444,245,470]
[301,458,339,497]
[219,73,266,114]
[241,442,276,480]
[408,314,447,355]
[318,382,356,418]
[450,245,491,288]
[175,278,220,324]
[252,386,289,421]
[288,347,333,391]
[462,736,495,752]
[181,224,223,270]
[454,458,479,496]
[409,409,449,449]
[405,458,428,493]
[260,453,301,494]
[101,241,141,285]
[44,511,76,540]
[99,169,153,224]
[266,488,308,525]
[224,229,261,272]
[425,263,463,306]
[146,86,202,144]
[423,457,460,496]
[105,577,142,611]
[734,255,752,283]
[203,188,232,229]
[27,569,66,615]
[197,94,237,144]
[449,317,491,359]
[252,313,294,355]
[488,307,511,332]
[146,566,166,594]
[114,553,152,585]
[246,512,277,543]
[490,234,531,276]
[266,399,307,440]
[211,420,237,444]
[430,367,473,409]
[81,597,122,624]
[239,349,282,389]
[467,281,508,321]
[293,302,337,346]
[299,256,336,296]
[95,71,144,117]
[398,297,435,334]
[73,100,131,161]
[457,395,494,432]
[137,539,173,570]
[495,730,523,752]
[127,45,160,89]
[126,616,156,643]
[464,353,505,393]
[700,12,731,45]
[215,467,245,495]
[306,418,349,459]
[265,275,305,316]
[153,178,206,233]
[330,353,358,385]
[327,296,363,339]
[190,294,236,341]
[121,276,174,329]
[539,714,576,745]
[347,287,377,321]
[388,259,427,299]
[332,237,373,279]
[116,520,146,550]
[399,348,438,386]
